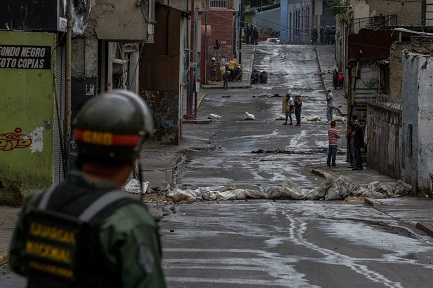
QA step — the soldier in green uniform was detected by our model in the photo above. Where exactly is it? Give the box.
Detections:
[9,90,166,288]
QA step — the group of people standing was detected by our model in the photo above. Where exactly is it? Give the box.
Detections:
[311,26,336,45]
[221,56,242,89]
[325,89,365,170]
[245,24,259,45]
[282,93,302,126]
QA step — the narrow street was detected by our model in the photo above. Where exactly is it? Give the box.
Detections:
[159,44,433,287]
[1,44,433,288]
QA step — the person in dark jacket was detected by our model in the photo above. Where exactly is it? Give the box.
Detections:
[223,70,230,89]
[294,95,303,126]
[260,71,268,83]
[351,118,364,170]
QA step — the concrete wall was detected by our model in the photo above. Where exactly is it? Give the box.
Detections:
[351,60,381,104]
[402,53,433,195]
[256,8,281,35]
[204,8,236,63]
[368,0,422,25]
[139,5,182,144]
[366,103,403,179]
[87,0,154,42]
[0,31,56,205]
[71,38,98,78]
[388,42,409,101]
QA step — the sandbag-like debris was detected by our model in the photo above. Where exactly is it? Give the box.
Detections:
[305,115,322,122]
[166,172,409,203]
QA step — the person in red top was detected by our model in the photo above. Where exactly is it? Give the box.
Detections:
[327,120,340,168]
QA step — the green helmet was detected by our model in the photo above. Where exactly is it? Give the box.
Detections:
[74,89,154,162]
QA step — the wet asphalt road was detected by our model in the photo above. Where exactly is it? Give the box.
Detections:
[161,201,433,288]
[162,45,433,287]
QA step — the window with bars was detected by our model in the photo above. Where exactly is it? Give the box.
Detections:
[210,0,227,8]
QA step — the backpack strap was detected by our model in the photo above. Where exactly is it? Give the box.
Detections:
[37,184,59,210]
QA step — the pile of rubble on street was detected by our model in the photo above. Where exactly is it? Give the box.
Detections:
[165,172,412,203]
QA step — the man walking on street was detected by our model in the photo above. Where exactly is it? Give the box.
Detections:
[9,90,167,288]
[327,121,340,168]
[326,90,335,122]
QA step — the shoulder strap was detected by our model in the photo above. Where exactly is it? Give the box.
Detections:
[37,184,58,210]
[79,190,133,222]
[36,183,135,222]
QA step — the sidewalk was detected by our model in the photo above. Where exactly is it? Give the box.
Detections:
[315,45,347,117]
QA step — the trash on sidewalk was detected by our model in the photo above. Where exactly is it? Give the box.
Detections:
[395,180,413,195]
[123,179,149,194]
[209,113,221,119]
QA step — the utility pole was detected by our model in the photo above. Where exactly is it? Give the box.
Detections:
[193,5,199,118]
[186,0,194,119]
[204,0,208,84]
[239,0,242,64]
[65,0,72,172]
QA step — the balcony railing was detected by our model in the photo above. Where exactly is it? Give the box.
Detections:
[210,0,227,8]
[350,15,397,34]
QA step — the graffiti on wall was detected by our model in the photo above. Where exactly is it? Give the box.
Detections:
[154,114,175,129]
[0,128,32,151]
[361,79,379,89]
[0,126,45,152]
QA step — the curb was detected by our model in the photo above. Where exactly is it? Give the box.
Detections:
[364,197,379,208]
[198,92,207,109]
[415,222,433,238]
[315,47,328,92]
[364,199,433,238]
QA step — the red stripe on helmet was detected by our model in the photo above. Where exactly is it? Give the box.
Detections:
[74,130,140,146]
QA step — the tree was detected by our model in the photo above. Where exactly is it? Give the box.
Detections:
[328,0,352,23]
